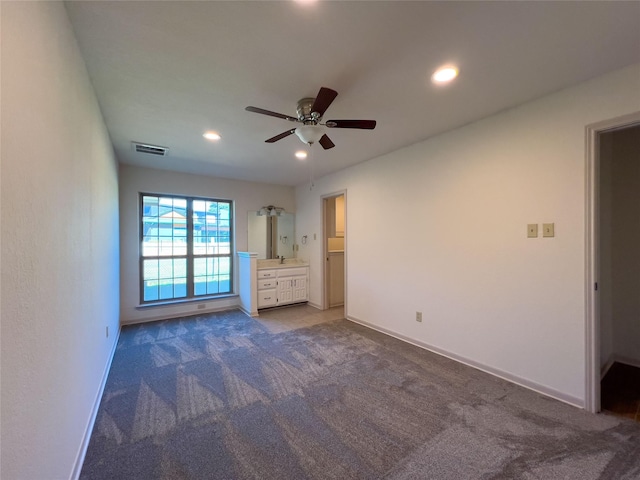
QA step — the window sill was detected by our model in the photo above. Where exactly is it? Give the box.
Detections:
[137,293,238,309]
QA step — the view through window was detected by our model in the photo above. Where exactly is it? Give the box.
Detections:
[140,194,233,303]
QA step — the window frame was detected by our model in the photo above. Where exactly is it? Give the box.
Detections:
[139,192,234,304]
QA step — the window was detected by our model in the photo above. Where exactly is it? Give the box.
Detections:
[140,194,233,303]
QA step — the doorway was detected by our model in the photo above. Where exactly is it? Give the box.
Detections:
[585,113,640,413]
[322,192,346,311]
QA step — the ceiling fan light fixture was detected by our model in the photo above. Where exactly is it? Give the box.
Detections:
[295,125,324,145]
[203,131,221,141]
[431,66,458,84]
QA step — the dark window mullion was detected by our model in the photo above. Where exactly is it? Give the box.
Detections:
[139,196,145,304]
[187,199,195,298]
[228,200,234,291]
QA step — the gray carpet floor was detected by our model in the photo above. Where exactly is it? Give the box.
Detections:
[80,308,640,479]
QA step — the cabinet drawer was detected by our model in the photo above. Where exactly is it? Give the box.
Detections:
[279,267,307,277]
[257,289,277,307]
[258,278,276,290]
[257,269,277,279]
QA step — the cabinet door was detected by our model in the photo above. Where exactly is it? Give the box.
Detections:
[292,276,307,302]
[277,278,294,304]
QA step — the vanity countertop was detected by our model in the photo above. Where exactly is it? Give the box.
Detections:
[257,258,309,269]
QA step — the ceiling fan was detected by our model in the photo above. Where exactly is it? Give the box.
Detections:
[245,87,376,149]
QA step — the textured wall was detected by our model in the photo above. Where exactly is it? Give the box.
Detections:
[1,2,120,478]
[295,64,640,406]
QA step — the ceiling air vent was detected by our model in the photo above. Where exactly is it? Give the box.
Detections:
[132,142,169,156]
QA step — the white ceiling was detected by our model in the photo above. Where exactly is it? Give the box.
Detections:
[65,1,640,186]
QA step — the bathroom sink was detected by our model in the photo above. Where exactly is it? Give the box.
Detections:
[257,258,308,269]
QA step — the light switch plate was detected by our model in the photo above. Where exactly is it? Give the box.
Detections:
[527,224,538,238]
[543,223,555,237]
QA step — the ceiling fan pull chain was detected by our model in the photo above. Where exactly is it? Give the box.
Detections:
[309,145,315,191]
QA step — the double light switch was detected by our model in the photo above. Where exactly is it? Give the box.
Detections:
[528,223,555,238]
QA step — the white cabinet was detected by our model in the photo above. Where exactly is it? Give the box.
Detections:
[257,269,278,308]
[292,276,307,302]
[277,277,294,304]
[257,266,308,309]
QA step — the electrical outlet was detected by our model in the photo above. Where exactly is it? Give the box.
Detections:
[416,312,422,323]
[197,304,206,310]
[106,326,109,338]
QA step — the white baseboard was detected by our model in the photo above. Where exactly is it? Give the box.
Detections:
[122,304,238,325]
[346,315,584,409]
[238,305,259,317]
[601,354,640,380]
[601,355,616,379]
[71,325,121,480]
[612,354,640,370]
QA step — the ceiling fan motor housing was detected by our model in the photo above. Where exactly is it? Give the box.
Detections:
[296,97,319,124]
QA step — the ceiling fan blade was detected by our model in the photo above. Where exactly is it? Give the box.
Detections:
[319,134,335,150]
[245,106,298,122]
[311,87,338,117]
[265,129,296,143]
[325,119,377,130]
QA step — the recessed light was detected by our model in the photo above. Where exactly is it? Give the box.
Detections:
[203,131,221,141]
[431,66,458,84]
[295,150,308,160]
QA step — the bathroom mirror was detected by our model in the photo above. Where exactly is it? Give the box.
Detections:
[247,212,295,259]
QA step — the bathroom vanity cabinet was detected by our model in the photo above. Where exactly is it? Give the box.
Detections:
[257,266,308,308]
[238,253,309,315]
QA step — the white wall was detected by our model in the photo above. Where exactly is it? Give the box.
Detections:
[610,126,640,364]
[119,164,294,323]
[296,64,640,407]
[1,2,120,478]
[248,214,268,259]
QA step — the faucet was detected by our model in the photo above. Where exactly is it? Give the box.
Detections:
[280,256,285,264]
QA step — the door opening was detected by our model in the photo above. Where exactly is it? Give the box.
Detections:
[322,192,346,311]
[585,112,640,413]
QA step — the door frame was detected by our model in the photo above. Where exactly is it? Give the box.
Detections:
[584,111,640,413]
[321,190,347,311]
